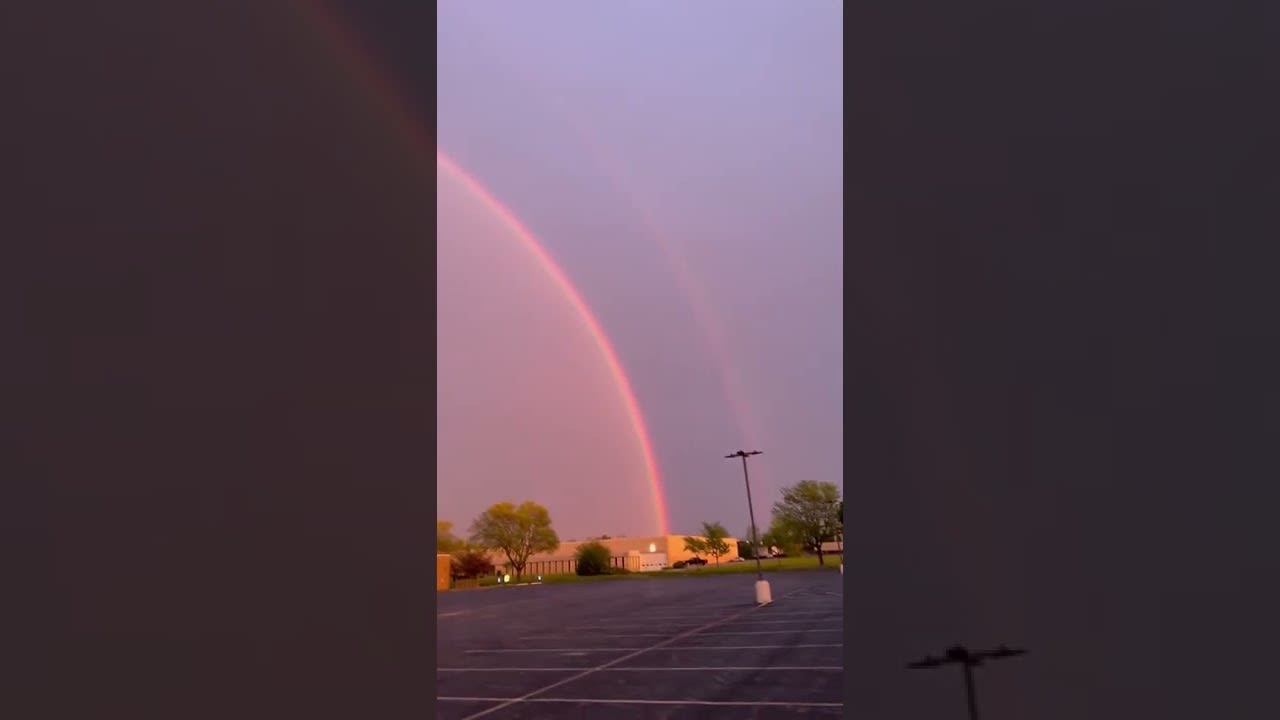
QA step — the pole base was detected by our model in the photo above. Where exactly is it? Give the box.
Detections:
[755,579,772,605]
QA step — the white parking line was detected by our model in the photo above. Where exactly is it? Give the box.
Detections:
[616,614,844,625]
[652,604,758,610]
[617,612,839,623]
[464,643,842,654]
[442,697,843,708]
[456,584,820,720]
[712,617,843,625]
[621,628,843,638]
[438,666,843,672]
[567,617,841,631]
[466,647,641,654]
[521,628,843,640]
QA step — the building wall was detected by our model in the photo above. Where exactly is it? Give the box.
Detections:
[659,534,743,564]
[448,534,749,580]
[436,554,451,591]
[520,554,638,576]
[508,534,742,570]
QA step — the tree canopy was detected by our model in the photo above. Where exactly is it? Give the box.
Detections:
[771,480,842,565]
[575,541,611,576]
[468,500,559,579]
[700,521,731,565]
[682,535,706,558]
[437,520,466,554]
[761,520,802,557]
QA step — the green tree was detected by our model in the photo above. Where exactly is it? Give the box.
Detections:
[468,500,560,580]
[575,541,611,576]
[771,480,842,565]
[682,535,707,560]
[761,520,802,557]
[437,520,466,554]
[700,521,731,566]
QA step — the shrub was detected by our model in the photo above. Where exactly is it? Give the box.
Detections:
[575,541,612,576]
[672,560,687,569]
[451,550,494,579]
[606,566,632,575]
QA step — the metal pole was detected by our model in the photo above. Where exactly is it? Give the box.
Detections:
[740,454,764,580]
[962,662,980,720]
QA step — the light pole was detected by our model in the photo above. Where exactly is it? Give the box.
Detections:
[725,450,771,604]
[907,644,1028,720]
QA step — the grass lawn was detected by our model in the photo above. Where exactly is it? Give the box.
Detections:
[463,554,842,588]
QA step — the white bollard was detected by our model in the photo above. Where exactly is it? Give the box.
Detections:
[755,579,772,605]
[840,563,844,575]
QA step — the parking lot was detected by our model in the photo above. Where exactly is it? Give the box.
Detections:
[437,569,844,719]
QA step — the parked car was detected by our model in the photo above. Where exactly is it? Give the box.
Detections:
[685,557,708,567]
[729,557,746,563]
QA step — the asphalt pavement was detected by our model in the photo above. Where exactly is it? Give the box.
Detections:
[437,568,845,719]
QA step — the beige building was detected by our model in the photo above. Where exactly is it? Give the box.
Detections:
[436,554,451,590]
[490,534,742,575]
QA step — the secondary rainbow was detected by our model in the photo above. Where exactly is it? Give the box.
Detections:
[294,0,672,535]
[435,17,768,458]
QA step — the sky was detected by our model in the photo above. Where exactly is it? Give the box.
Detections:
[430,2,844,539]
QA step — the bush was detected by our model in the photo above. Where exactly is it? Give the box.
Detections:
[672,560,687,569]
[575,541,612,576]
[451,550,494,579]
[606,566,632,575]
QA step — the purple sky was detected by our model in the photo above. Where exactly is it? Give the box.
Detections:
[436,2,843,538]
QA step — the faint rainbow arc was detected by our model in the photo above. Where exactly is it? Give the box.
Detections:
[566,128,767,454]
[430,7,767,463]
[294,0,671,535]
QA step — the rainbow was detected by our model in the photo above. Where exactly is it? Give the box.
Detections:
[425,12,766,457]
[293,0,671,535]
[557,125,766,454]
[436,153,671,535]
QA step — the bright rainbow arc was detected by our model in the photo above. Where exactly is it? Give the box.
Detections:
[436,152,671,536]
[429,7,766,473]
[295,0,671,536]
